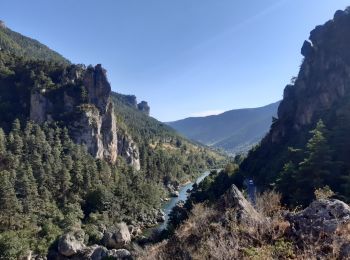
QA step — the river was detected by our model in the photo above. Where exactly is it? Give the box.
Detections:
[157,170,211,231]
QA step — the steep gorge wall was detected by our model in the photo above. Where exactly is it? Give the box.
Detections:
[29,64,140,169]
[240,8,350,186]
[270,9,350,143]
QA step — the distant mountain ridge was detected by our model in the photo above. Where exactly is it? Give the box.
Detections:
[167,101,280,154]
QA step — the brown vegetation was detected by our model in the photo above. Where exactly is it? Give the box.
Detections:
[137,190,350,260]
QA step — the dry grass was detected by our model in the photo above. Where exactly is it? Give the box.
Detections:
[255,190,283,218]
[137,191,350,260]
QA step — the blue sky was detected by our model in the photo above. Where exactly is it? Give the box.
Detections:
[1,1,349,121]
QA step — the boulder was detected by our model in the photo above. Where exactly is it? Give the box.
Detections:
[286,199,350,237]
[156,210,166,222]
[222,185,264,224]
[102,223,131,249]
[170,191,179,197]
[128,225,142,237]
[71,245,130,260]
[58,229,85,257]
[107,249,131,259]
[90,246,109,260]
[70,245,108,260]
[54,244,132,260]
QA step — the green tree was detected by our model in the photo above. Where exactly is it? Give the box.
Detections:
[0,170,22,229]
[0,128,6,156]
[295,120,332,205]
[8,119,23,156]
[15,165,39,214]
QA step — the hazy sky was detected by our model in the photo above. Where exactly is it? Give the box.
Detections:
[1,1,349,121]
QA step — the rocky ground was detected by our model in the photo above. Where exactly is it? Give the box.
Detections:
[139,185,350,260]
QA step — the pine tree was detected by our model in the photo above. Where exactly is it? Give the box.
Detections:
[8,119,23,156]
[57,165,72,205]
[15,164,38,214]
[276,161,298,205]
[296,120,332,205]
[0,128,6,157]
[0,170,22,229]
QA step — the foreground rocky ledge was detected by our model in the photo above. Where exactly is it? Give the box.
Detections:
[48,224,132,260]
[139,185,350,259]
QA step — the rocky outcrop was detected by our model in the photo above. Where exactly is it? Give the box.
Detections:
[170,191,179,197]
[58,229,85,257]
[72,246,131,260]
[222,185,263,224]
[156,210,166,222]
[141,191,350,259]
[286,199,350,258]
[0,20,6,29]
[137,101,150,116]
[117,133,140,170]
[53,245,131,260]
[271,8,350,141]
[102,223,131,249]
[119,94,138,108]
[287,199,350,237]
[30,90,50,123]
[29,64,140,168]
[111,93,150,116]
[53,228,131,260]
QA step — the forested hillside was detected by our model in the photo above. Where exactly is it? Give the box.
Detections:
[167,101,279,154]
[0,120,161,256]
[0,23,224,258]
[0,20,69,64]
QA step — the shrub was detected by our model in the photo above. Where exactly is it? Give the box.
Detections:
[256,190,283,218]
[314,185,335,200]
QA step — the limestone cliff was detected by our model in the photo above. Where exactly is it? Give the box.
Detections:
[270,8,350,143]
[29,64,140,168]
[0,20,6,29]
[111,92,151,116]
[117,132,141,170]
[239,8,350,188]
[137,101,150,116]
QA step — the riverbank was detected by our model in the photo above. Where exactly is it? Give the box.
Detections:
[141,170,213,236]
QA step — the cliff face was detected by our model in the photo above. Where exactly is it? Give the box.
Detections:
[137,101,150,116]
[111,93,151,116]
[0,20,6,29]
[29,64,140,168]
[270,9,350,143]
[239,8,350,187]
[117,133,140,170]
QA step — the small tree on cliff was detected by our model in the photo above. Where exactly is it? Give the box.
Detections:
[295,120,332,205]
